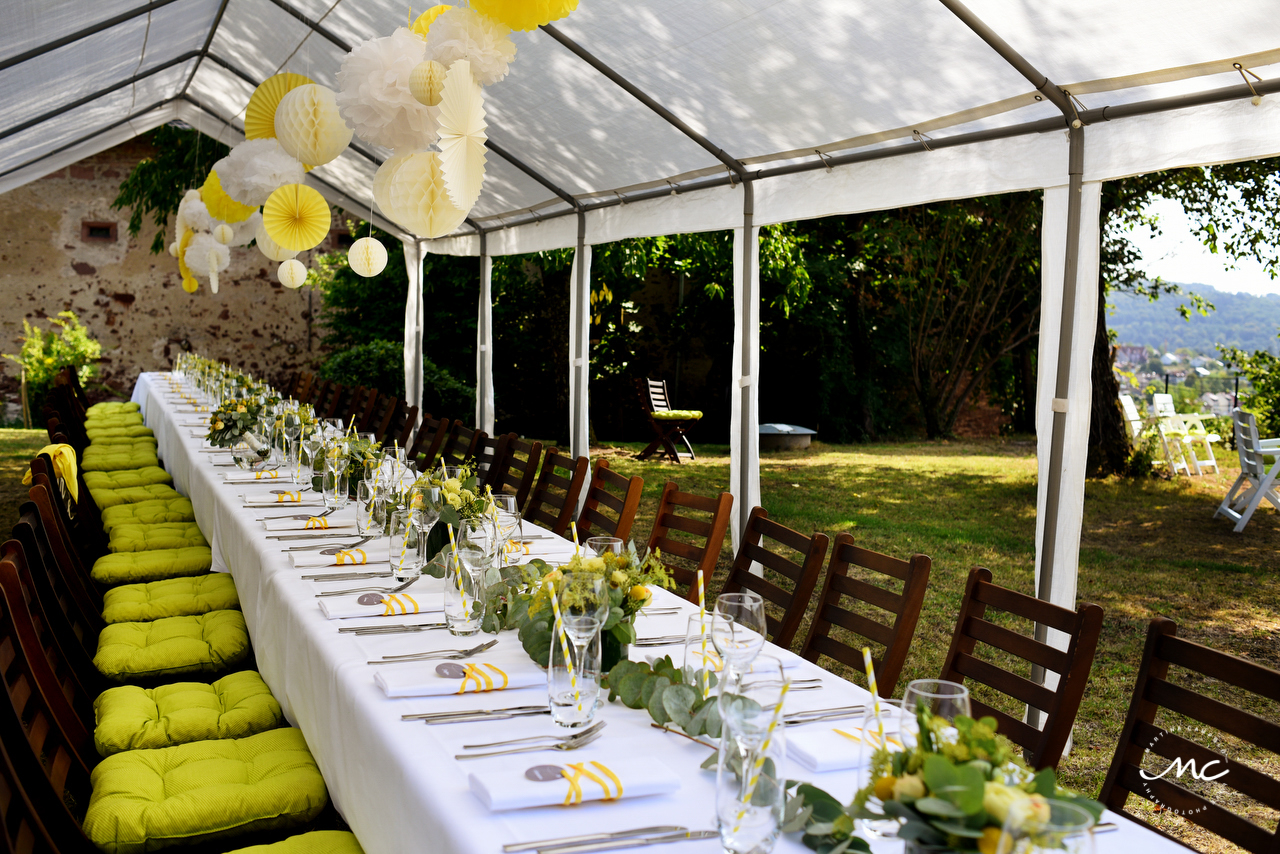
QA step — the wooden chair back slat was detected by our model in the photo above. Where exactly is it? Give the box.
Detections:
[719,507,828,650]
[646,483,732,605]
[408,416,449,470]
[491,438,543,509]
[369,396,400,443]
[939,567,1103,770]
[473,433,512,485]
[817,606,896,649]
[23,486,104,640]
[523,451,589,537]
[574,460,643,544]
[439,423,486,468]
[295,373,315,403]
[962,616,1071,675]
[396,406,420,447]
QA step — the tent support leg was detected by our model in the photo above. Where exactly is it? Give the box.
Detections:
[569,212,591,463]
[476,231,494,434]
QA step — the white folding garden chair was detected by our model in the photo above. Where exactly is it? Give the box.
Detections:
[1152,393,1219,475]
[1123,393,1187,475]
[1214,409,1280,532]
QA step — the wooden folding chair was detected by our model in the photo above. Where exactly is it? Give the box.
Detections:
[408,415,450,470]
[523,450,589,537]
[646,482,733,605]
[718,507,829,650]
[799,533,931,698]
[574,459,644,544]
[1100,617,1280,852]
[368,395,400,443]
[1215,409,1280,532]
[487,437,544,510]
[635,377,701,463]
[939,567,1103,770]
[439,422,487,468]
[348,387,380,432]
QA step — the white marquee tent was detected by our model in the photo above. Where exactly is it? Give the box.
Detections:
[4,0,1280,628]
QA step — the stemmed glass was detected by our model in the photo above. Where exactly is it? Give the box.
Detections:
[711,592,768,682]
[586,537,623,556]
[1000,799,1097,854]
[489,493,521,565]
[409,483,441,565]
[901,679,971,723]
[716,661,789,854]
[299,427,324,492]
[550,573,608,728]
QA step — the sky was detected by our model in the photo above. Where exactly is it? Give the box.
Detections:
[1126,198,1280,296]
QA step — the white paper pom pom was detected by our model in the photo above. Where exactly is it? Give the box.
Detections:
[217,139,306,207]
[274,84,353,167]
[410,60,448,106]
[425,7,516,87]
[181,199,213,234]
[228,211,262,247]
[336,28,439,151]
[255,220,299,262]
[213,224,235,245]
[184,232,231,285]
[278,259,308,288]
[348,237,388,277]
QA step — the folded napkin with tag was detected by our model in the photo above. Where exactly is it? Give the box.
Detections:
[290,546,388,568]
[469,757,681,811]
[375,661,541,698]
[176,406,210,413]
[178,420,207,427]
[318,591,439,620]
[225,470,288,483]
[243,492,318,506]
[264,516,357,532]
[788,725,903,773]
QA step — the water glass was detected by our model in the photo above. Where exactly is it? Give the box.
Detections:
[442,550,486,636]
[856,699,910,839]
[711,592,767,677]
[716,664,789,854]
[902,679,971,723]
[322,462,349,511]
[683,612,720,672]
[999,799,1097,854]
[357,481,382,535]
[389,509,421,581]
[586,536,623,556]
[548,615,601,728]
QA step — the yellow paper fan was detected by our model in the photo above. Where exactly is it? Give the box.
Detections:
[263,183,331,251]
[201,170,255,224]
[410,4,452,37]
[437,60,487,211]
[245,72,315,140]
[470,0,576,31]
[177,229,198,293]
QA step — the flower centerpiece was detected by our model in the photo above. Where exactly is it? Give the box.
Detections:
[416,461,493,566]
[206,398,271,468]
[792,706,1103,854]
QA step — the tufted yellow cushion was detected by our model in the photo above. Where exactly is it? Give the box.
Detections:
[87,424,154,440]
[108,523,208,554]
[89,434,158,448]
[90,483,184,510]
[101,574,239,623]
[85,467,172,492]
[82,727,328,854]
[82,447,161,473]
[93,671,282,757]
[651,409,703,421]
[91,547,213,586]
[94,610,250,682]
[86,402,141,417]
[100,497,195,532]
[227,831,365,854]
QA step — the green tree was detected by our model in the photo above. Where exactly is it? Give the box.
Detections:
[112,126,229,255]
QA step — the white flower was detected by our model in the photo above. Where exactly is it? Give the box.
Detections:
[425,7,517,87]
[216,140,306,207]
[336,28,440,151]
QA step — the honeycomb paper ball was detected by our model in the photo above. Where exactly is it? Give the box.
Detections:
[274,84,353,168]
[471,0,577,30]
[386,151,468,238]
[278,259,308,289]
[348,237,388,277]
[255,221,299,262]
[373,152,414,220]
[168,241,179,257]
[263,183,331,251]
[213,224,235,245]
[410,60,448,107]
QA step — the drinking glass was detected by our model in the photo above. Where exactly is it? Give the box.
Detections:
[999,799,1096,854]
[443,544,486,636]
[357,480,382,535]
[855,699,910,839]
[409,484,441,563]
[711,592,767,679]
[560,573,609,632]
[548,615,602,728]
[586,536,623,556]
[716,663,789,854]
[388,509,421,581]
[322,462,349,511]
[326,437,350,474]
[300,432,324,492]
[902,679,971,723]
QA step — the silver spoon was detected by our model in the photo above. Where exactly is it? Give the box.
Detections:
[464,720,606,750]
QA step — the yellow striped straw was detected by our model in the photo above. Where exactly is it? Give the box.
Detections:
[546,581,580,710]
[862,647,885,749]
[732,678,791,833]
[446,523,468,613]
[569,521,580,556]
[696,568,708,697]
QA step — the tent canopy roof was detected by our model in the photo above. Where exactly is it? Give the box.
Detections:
[4,0,1279,250]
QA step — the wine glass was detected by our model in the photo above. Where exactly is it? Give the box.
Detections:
[489,493,521,563]
[901,679,971,723]
[1000,799,1097,854]
[586,536,623,556]
[716,661,789,854]
[711,592,767,679]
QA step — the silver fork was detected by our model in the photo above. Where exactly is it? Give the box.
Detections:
[315,577,418,598]
[463,720,606,751]
[455,726,604,760]
[260,508,336,521]
[286,536,374,552]
[369,639,498,665]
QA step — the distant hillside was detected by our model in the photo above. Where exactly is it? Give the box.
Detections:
[1107,284,1280,354]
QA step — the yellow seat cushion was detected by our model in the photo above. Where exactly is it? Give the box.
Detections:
[100,497,195,532]
[85,413,144,427]
[87,424,154,440]
[91,547,213,586]
[94,610,250,682]
[86,401,141,416]
[82,446,161,473]
[227,831,364,854]
[84,467,172,492]
[101,574,239,623]
[93,671,282,756]
[89,434,157,447]
[652,409,703,421]
[82,727,328,854]
[108,523,208,553]
[90,483,184,510]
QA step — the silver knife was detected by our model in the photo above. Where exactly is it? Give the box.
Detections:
[404,704,547,721]
[503,827,685,853]
[537,830,718,854]
[423,709,553,725]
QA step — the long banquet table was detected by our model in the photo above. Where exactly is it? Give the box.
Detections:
[131,372,1184,854]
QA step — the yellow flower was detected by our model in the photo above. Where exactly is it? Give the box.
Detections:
[442,478,461,493]
[445,492,462,508]
[236,404,246,413]
[873,775,897,802]
[982,782,1029,825]
[43,357,55,365]
[610,570,628,586]
[583,556,605,572]
[977,827,1011,854]
[628,585,651,602]
[213,421,224,431]
[543,569,562,584]
[892,774,925,800]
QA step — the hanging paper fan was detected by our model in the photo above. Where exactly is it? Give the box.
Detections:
[201,170,255,224]
[274,84,353,167]
[410,4,452,37]
[245,72,315,140]
[436,60,487,210]
[470,0,577,31]
[262,183,331,251]
[386,151,468,238]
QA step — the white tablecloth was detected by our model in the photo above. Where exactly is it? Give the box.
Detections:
[131,372,1185,854]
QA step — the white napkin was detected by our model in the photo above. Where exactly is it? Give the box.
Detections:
[179,420,207,427]
[225,470,289,483]
[176,406,211,413]
[375,660,543,698]
[264,517,358,532]
[469,757,682,811]
[290,546,389,568]
[243,493,319,506]
[318,591,440,620]
[788,725,903,773]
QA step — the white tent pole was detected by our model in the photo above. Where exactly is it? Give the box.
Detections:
[729,182,761,552]
[475,232,495,433]
[568,212,592,462]
[402,240,425,435]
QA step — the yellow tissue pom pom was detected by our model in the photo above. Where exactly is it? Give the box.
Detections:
[176,229,198,293]
[201,171,255,224]
[410,4,452,37]
[263,183,331,251]
[470,0,577,30]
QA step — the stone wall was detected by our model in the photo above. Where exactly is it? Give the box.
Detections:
[0,138,332,406]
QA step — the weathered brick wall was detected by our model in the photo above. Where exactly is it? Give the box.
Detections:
[0,138,329,404]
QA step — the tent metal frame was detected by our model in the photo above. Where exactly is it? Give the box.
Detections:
[0,0,186,72]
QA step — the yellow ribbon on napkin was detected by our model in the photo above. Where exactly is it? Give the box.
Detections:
[456,663,509,694]
[254,470,280,479]
[380,593,419,615]
[503,540,530,556]
[834,728,902,749]
[335,549,367,565]
[276,491,302,503]
[305,516,330,529]
[561,762,623,806]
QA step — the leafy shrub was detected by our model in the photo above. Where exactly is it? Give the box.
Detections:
[318,339,474,418]
[3,310,101,420]
[1219,343,1280,436]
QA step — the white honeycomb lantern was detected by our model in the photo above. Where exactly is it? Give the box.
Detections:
[386,151,468,239]
[348,237,388,277]
[213,224,235,245]
[255,222,299,263]
[274,84,353,167]
[409,60,447,107]
[278,259,308,289]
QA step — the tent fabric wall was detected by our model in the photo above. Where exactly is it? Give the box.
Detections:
[402,240,425,422]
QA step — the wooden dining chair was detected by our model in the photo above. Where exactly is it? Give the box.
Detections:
[473,432,514,485]
[280,371,300,398]
[523,450,589,537]
[439,422,487,468]
[939,567,1103,770]
[487,437,544,509]
[349,387,380,432]
[574,459,644,544]
[799,533,931,698]
[645,482,733,605]
[396,405,420,447]
[408,415,450,470]
[1100,617,1280,852]
[369,395,402,443]
[718,507,829,650]
[295,373,315,404]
